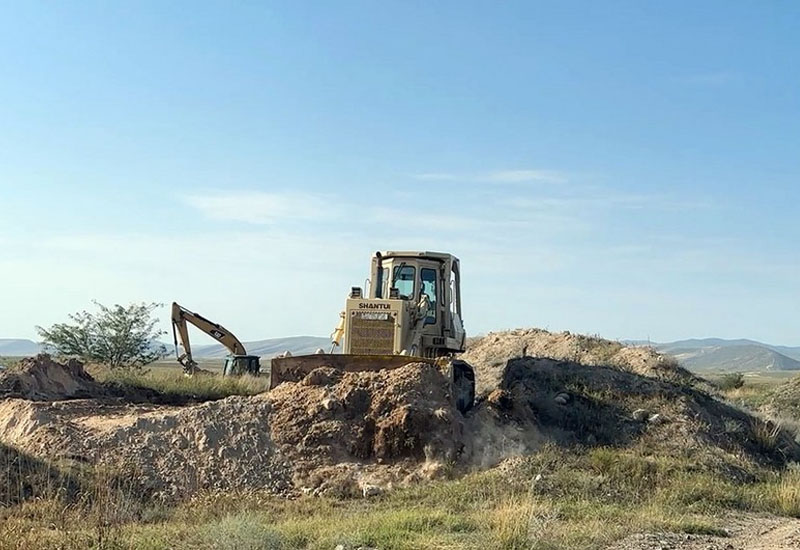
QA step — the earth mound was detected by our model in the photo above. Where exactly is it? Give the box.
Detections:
[267,362,464,495]
[473,357,800,468]
[0,354,104,401]
[0,396,293,501]
[0,362,465,500]
[463,328,702,395]
[2,333,797,503]
[0,442,81,506]
[764,374,800,422]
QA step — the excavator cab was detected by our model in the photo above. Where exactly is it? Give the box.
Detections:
[223,355,261,376]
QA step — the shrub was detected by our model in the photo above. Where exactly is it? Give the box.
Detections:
[718,373,745,391]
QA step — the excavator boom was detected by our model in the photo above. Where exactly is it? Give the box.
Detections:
[171,302,258,375]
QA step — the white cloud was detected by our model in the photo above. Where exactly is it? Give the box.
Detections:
[182,191,339,224]
[484,170,567,184]
[412,169,567,184]
[412,173,457,181]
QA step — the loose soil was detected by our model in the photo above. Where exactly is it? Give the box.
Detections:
[1,331,798,502]
[606,515,800,550]
[0,355,105,401]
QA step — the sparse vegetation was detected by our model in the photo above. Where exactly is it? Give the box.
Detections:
[95,367,270,401]
[2,443,800,550]
[4,332,800,549]
[717,372,745,391]
[0,357,21,369]
[765,374,800,424]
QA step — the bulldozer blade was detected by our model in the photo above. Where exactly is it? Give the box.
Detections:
[269,354,475,414]
[449,359,475,414]
[269,354,431,388]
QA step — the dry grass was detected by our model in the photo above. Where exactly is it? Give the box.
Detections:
[2,442,800,550]
[3,360,799,549]
[94,367,271,401]
[749,417,784,453]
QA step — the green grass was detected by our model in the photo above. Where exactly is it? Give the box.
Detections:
[3,444,800,550]
[94,367,271,402]
[703,370,790,412]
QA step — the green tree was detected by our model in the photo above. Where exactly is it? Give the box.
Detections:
[36,301,167,369]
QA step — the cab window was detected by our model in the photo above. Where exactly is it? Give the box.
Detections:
[392,265,416,299]
[420,268,437,324]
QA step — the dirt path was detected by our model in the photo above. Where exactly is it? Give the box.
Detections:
[607,515,800,550]
[741,518,800,550]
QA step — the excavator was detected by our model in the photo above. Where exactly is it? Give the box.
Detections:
[271,251,475,413]
[171,302,261,376]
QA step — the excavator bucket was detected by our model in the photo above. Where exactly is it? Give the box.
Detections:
[269,354,475,414]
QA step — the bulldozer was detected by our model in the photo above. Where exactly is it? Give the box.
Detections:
[171,302,261,376]
[271,250,475,412]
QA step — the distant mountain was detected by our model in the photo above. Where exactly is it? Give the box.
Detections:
[0,338,42,356]
[762,345,800,362]
[2,335,331,361]
[676,345,800,372]
[190,336,331,358]
[628,338,800,372]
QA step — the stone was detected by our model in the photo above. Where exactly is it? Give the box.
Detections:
[362,484,383,497]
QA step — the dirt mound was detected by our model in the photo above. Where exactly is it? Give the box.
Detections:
[470,357,800,468]
[0,354,105,401]
[0,396,293,501]
[1,342,795,503]
[0,362,465,500]
[266,362,464,495]
[764,374,800,422]
[464,329,701,395]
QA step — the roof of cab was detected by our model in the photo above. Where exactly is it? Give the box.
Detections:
[379,251,458,262]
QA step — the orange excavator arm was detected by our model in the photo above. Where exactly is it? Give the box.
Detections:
[171,302,248,374]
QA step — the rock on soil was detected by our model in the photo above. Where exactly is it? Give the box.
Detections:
[0,354,105,401]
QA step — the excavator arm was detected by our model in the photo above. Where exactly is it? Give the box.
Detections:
[171,302,248,374]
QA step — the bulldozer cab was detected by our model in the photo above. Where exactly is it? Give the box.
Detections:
[368,251,465,355]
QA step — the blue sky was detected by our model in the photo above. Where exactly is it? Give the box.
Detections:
[1,1,798,345]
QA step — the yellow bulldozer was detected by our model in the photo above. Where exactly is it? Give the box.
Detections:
[271,250,475,412]
[171,250,475,412]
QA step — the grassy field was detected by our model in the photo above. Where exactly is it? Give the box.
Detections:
[709,370,797,416]
[1,442,799,550]
[93,363,271,402]
[3,355,800,549]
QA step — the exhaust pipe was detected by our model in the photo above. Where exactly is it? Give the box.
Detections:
[374,251,383,298]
